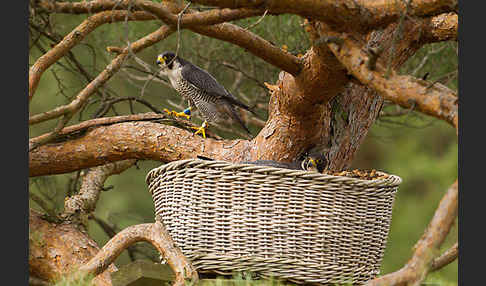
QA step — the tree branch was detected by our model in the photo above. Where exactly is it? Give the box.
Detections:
[30,113,167,146]
[34,0,136,14]
[90,215,157,262]
[78,218,198,286]
[421,12,458,43]
[63,160,137,218]
[323,28,458,130]
[29,120,251,177]
[430,242,458,272]
[189,0,458,32]
[29,10,156,101]
[35,0,263,27]
[29,25,174,126]
[136,0,303,75]
[29,209,117,286]
[189,23,302,75]
[134,0,264,27]
[34,0,302,75]
[366,181,458,286]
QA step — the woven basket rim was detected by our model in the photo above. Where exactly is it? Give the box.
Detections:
[146,159,402,187]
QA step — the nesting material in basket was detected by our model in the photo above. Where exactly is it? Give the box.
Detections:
[146,159,402,285]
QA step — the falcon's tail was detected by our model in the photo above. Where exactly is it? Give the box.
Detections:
[226,104,253,138]
[225,94,260,118]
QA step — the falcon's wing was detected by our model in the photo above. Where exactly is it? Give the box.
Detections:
[180,61,251,111]
[239,160,301,170]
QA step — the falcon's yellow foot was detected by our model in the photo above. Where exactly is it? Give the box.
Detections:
[191,121,208,139]
[163,108,191,120]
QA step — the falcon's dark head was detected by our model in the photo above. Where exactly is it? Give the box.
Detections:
[156,51,178,69]
[300,148,328,173]
[301,156,327,173]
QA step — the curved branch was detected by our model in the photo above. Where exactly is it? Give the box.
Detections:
[134,0,264,27]
[78,219,198,286]
[63,160,136,217]
[35,0,136,14]
[34,0,302,75]
[29,10,156,101]
[30,113,167,145]
[29,25,174,126]
[135,0,303,75]
[190,23,302,75]
[36,0,263,27]
[324,28,458,130]
[430,242,458,272]
[366,181,458,286]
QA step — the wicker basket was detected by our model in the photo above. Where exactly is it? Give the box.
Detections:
[146,159,402,285]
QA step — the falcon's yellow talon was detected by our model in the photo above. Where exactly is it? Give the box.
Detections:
[163,109,191,120]
[191,126,206,138]
[175,112,191,120]
[191,121,208,139]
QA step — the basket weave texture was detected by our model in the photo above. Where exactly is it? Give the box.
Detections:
[146,159,402,285]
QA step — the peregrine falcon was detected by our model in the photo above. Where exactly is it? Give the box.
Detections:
[197,148,328,172]
[240,151,327,173]
[156,51,254,138]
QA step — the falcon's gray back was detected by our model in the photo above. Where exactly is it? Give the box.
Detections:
[179,59,252,112]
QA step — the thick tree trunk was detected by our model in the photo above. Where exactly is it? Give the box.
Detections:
[311,18,431,170]
[29,209,117,286]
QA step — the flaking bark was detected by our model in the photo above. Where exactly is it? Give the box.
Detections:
[29,209,116,286]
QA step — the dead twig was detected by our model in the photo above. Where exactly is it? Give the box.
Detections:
[29,25,174,126]
[244,9,268,30]
[430,242,458,272]
[94,96,162,118]
[29,192,59,220]
[30,113,169,145]
[29,113,73,151]
[29,10,156,101]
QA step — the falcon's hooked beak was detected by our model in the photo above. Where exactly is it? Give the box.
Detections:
[301,157,317,172]
[307,158,317,170]
[156,55,164,66]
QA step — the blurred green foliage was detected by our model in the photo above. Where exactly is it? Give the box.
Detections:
[52,271,94,286]
[29,8,457,286]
